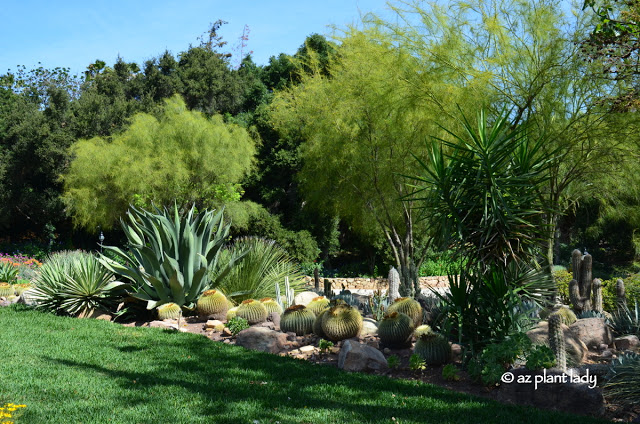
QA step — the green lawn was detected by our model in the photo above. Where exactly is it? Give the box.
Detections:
[0,304,608,424]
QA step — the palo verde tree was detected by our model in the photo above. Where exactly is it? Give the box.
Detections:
[271,27,486,296]
[62,95,256,230]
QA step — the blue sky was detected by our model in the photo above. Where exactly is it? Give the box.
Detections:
[0,0,393,77]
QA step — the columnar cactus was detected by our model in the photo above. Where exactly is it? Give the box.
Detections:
[548,313,566,372]
[196,289,229,318]
[388,267,400,302]
[378,312,414,348]
[280,305,316,335]
[593,278,603,313]
[387,297,423,327]
[399,262,419,298]
[324,279,332,297]
[157,302,182,320]
[616,278,627,311]
[260,297,284,316]
[413,331,451,365]
[307,296,330,316]
[236,299,268,324]
[569,249,593,313]
[321,304,363,341]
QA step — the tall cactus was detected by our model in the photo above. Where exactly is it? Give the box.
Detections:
[388,267,400,302]
[593,278,603,313]
[616,278,627,311]
[324,279,332,297]
[399,261,419,298]
[569,249,593,313]
[548,313,566,372]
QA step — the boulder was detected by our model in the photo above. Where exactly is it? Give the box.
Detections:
[267,312,281,330]
[235,327,288,354]
[497,368,604,416]
[614,335,639,350]
[569,318,614,349]
[361,318,378,337]
[78,308,112,321]
[294,291,320,306]
[527,321,588,365]
[338,340,388,372]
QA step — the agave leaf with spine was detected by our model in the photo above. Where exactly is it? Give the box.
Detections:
[99,204,247,310]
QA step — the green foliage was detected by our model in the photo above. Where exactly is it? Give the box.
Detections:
[317,338,334,354]
[468,333,533,386]
[552,269,573,304]
[246,208,320,264]
[409,354,427,372]
[387,354,400,370]
[442,364,460,381]
[31,250,125,316]
[525,345,556,371]
[99,204,245,310]
[604,352,640,406]
[227,316,250,336]
[419,250,466,277]
[432,263,552,354]
[0,262,18,284]
[62,95,256,230]
[213,237,304,304]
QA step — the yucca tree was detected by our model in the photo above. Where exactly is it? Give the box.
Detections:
[99,204,247,310]
[408,108,555,271]
[407,108,556,352]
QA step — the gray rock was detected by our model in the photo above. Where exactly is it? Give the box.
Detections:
[614,335,639,350]
[569,318,614,349]
[205,320,225,331]
[235,327,288,354]
[338,340,388,372]
[361,318,378,337]
[497,368,604,416]
[527,321,588,365]
[267,312,281,330]
[148,320,178,330]
[256,321,276,330]
[294,291,320,306]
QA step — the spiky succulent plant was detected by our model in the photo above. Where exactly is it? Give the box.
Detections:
[414,331,451,365]
[196,289,229,318]
[321,304,363,341]
[236,299,268,324]
[378,312,414,348]
[414,324,434,338]
[12,283,32,296]
[260,297,283,316]
[280,305,315,335]
[387,297,423,327]
[307,296,330,316]
[157,302,182,320]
